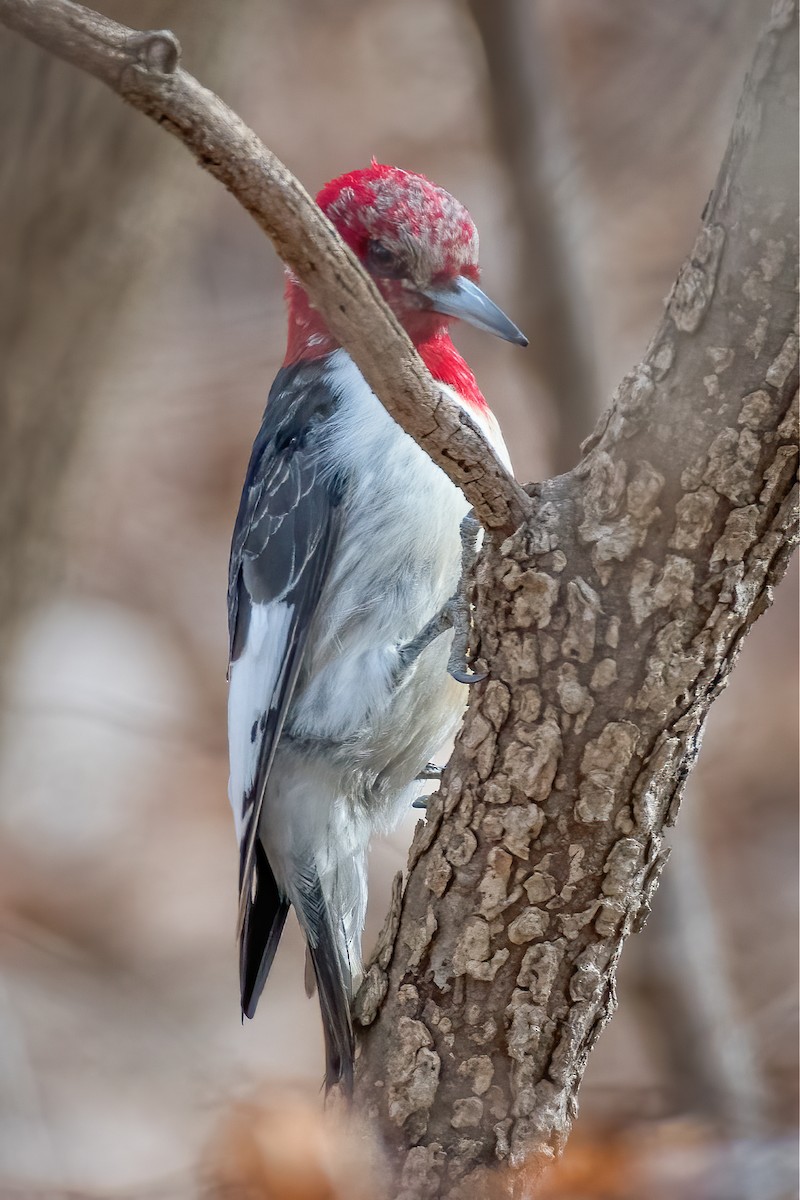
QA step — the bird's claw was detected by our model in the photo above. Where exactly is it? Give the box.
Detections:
[444,513,486,683]
[396,512,486,684]
[443,592,486,684]
[448,663,488,685]
[414,763,443,809]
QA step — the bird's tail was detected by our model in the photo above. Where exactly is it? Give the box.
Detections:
[297,874,355,1095]
[240,840,290,1019]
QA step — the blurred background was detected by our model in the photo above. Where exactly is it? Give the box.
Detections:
[0,1,796,1197]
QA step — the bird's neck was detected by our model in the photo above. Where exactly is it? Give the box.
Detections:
[283,277,490,416]
[415,331,489,415]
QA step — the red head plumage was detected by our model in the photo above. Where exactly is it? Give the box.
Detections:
[284,164,525,416]
[316,162,479,282]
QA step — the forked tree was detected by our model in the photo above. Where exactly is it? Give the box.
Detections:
[0,2,796,1196]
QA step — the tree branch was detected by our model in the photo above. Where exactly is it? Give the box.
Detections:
[0,0,531,536]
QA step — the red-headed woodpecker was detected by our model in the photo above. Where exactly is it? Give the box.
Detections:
[227,163,526,1092]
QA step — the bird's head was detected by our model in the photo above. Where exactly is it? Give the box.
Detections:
[284,163,527,363]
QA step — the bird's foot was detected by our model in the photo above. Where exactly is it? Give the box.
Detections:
[397,513,486,684]
[442,512,487,682]
[413,764,444,810]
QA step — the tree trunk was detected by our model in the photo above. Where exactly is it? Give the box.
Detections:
[353,6,798,1195]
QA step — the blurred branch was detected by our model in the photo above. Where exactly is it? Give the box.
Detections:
[629,822,769,1200]
[467,0,597,471]
[0,0,530,535]
[0,0,235,673]
[2,699,226,756]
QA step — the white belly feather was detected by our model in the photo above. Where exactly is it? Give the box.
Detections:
[236,350,508,973]
[287,351,471,775]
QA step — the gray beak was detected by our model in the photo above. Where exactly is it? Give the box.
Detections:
[421,275,528,346]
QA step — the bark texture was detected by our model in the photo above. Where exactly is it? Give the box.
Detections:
[354,5,798,1195]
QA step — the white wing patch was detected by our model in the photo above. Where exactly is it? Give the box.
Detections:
[227,599,293,844]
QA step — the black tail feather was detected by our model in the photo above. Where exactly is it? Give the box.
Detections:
[239,847,354,1094]
[303,879,355,1096]
[240,840,289,1019]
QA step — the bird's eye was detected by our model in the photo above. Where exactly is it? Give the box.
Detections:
[366,240,403,277]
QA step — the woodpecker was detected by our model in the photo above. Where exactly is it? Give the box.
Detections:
[227,162,526,1092]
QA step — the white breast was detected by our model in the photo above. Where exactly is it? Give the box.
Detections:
[283,353,465,764]
[280,351,511,824]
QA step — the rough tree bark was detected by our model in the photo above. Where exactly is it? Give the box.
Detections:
[0,2,796,1198]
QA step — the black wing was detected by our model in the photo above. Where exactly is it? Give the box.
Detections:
[228,360,344,1010]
